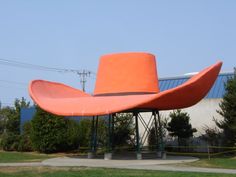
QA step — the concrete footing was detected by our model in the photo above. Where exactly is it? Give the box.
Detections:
[136,153,142,160]
[104,152,112,160]
[162,152,166,159]
[157,151,162,158]
[157,151,166,159]
[87,152,95,159]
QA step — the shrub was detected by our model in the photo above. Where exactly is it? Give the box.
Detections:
[0,97,31,151]
[30,107,69,153]
[65,119,80,150]
[77,118,91,148]
[113,113,134,147]
[148,127,157,150]
[201,126,222,146]
[18,121,33,152]
[1,132,20,151]
[77,117,107,149]
[2,98,30,135]
[147,115,167,151]
[30,107,81,153]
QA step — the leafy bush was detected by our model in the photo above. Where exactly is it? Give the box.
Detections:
[2,98,30,135]
[148,127,157,150]
[201,126,222,146]
[77,118,91,148]
[30,107,81,153]
[77,118,106,149]
[31,107,70,153]
[1,132,20,151]
[113,113,134,147]
[0,97,30,151]
[148,115,167,151]
[18,121,33,152]
[65,119,80,150]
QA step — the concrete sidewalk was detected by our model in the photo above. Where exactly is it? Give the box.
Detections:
[1,156,236,174]
[42,156,236,174]
[0,162,42,167]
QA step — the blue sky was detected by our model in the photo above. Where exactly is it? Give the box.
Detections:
[0,0,235,106]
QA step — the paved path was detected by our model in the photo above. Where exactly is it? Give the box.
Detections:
[42,156,236,174]
[42,156,198,166]
[0,162,42,167]
[1,156,236,174]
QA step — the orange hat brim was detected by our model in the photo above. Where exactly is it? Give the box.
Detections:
[29,62,222,116]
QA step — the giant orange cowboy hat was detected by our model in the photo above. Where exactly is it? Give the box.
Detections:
[29,52,222,116]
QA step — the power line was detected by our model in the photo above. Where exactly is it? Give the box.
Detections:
[0,57,96,91]
[0,58,82,73]
[0,79,27,86]
[0,85,26,90]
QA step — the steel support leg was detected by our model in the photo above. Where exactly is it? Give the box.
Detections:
[153,111,159,156]
[135,112,142,159]
[157,111,165,159]
[104,114,112,160]
[88,116,95,158]
[111,114,114,151]
[93,116,98,153]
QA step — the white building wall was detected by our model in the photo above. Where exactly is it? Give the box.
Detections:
[139,98,223,142]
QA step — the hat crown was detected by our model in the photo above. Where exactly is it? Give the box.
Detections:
[94,52,159,95]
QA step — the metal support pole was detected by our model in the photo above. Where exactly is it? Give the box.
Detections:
[157,111,165,159]
[108,114,112,152]
[93,116,98,153]
[88,116,95,158]
[105,114,112,160]
[153,111,159,155]
[135,112,142,159]
[111,114,114,151]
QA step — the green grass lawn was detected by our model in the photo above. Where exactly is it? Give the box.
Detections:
[187,157,236,169]
[0,151,56,163]
[0,167,235,177]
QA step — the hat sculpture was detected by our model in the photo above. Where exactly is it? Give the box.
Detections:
[29,52,222,116]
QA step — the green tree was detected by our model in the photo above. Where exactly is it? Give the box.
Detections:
[215,68,236,146]
[66,119,80,150]
[77,117,107,149]
[113,113,134,147]
[96,118,107,147]
[148,116,167,151]
[0,106,14,134]
[5,97,30,134]
[18,121,33,151]
[148,127,157,150]
[0,119,4,135]
[1,132,20,151]
[78,114,135,151]
[0,98,30,151]
[30,107,79,153]
[167,109,197,146]
[77,118,91,147]
[200,126,222,151]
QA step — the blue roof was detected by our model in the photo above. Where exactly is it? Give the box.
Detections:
[159,72,234,99]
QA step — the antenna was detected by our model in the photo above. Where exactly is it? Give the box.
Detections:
[77,70,91,92]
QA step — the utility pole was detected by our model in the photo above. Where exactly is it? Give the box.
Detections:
[77,70,91,92]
